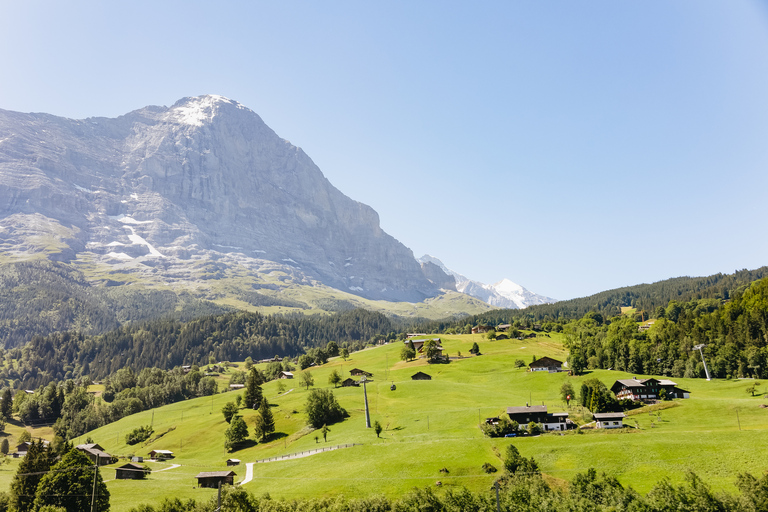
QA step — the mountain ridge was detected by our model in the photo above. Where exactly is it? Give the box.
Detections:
[0,95,455,303]
[417,254,557,309]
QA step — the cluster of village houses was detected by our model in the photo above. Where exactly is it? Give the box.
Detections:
[499,355,691,431]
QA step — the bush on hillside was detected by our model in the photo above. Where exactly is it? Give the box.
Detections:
[125,425,154,445]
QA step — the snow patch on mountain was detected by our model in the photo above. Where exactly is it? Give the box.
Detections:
[417,255,557,309]
[171,95,234,126]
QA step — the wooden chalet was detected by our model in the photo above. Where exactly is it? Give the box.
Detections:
[528,357,563,372]
[149,449,174,460]
[506,405,570,431]
[349,369,373,378]
[115,462,148,480]
[593,412,626,429]
[610,378,690,402]
[226,458,240,466]
[341,378,359,387]
[15,440,50,457]
[196,470,236,488]
[411,371,432,381]
[471,325,491,334]
[76,443,112,465]
[279,371,294,379]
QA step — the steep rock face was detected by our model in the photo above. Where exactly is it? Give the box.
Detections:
[420,261,456,291]
[0,95,440,301]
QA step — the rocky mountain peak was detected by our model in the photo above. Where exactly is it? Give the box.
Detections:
[0,96,442,302]
[417,254,556,309]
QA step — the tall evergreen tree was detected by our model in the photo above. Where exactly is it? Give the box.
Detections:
[10,440,53,512]
[253,396,275,442]
[0,388,12,420]
[243,368,263,409]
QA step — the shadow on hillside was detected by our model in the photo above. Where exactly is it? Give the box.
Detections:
[230,440,257,452]
[267,432,288,442]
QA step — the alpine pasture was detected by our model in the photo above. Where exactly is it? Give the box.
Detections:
[3,333,766,511]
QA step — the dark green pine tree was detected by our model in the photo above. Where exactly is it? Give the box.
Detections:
[243,368,263,409]
[10,440,54,512]
[253,396,275,442]
[34,448,110,512]
[0,388,12,420]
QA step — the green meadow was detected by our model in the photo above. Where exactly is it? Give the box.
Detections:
[4,333,767,511]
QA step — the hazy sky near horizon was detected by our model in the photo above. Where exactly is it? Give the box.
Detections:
[1,1,767,300]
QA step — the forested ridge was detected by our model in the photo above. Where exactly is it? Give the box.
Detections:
[565,277,768,380]
[0,260,229,348]
[2,308,393,389]
[411,266,768,333]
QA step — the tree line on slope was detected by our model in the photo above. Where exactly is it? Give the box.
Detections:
[565,277,768,380]
[0,260,229,348]
[409,266,768,333]
[0,308,393,389]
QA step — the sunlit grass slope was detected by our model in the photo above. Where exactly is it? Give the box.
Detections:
[7,333,766,511]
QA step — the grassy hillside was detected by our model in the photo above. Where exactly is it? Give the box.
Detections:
[4,334,766,511]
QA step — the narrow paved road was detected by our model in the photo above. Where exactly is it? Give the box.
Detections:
[154,463,181,472]
[239,444,356,485]
[239,463,254,485]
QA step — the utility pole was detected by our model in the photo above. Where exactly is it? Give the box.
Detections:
[362,376,371,428]
[694,344,712,381]
[495,480,500,512]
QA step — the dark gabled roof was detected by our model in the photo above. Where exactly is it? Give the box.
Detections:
[78,447,111,459]
[507,405,547,415]
[529,357,563,368]
[613,379,644,389]
[76,443,104,451]
[196,471,236,479]
[411,371,432,379]
[349,368,373,376]
[593,412,626,420]
[611,377,663,393]
[116,463,145,471]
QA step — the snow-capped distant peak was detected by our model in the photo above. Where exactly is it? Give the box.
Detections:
[171,95,237,126]
[493,278,524,296]
[417,254,557,309]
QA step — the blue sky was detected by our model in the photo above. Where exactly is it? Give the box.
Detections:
[1,1,767,300]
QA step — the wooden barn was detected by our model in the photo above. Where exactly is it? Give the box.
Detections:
[115,462,148,480]
[195,470,236,488]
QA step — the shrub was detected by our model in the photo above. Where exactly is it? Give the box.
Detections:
[482,463,497,473]
[480,416,519,438]
[125,425,154,445]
